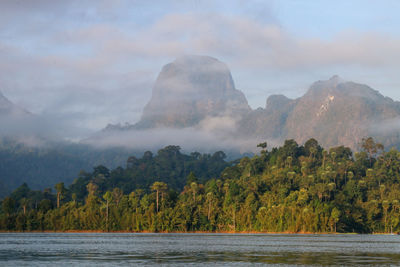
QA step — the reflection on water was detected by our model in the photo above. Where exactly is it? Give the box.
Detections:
[0,233,399,266]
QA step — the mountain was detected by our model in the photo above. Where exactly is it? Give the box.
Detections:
[134,55,250,129]
[100,56,400,151]
[285,76,400,148]
[238,75,400,149]
[239,94,297,140]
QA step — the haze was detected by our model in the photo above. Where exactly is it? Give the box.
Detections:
[1,0,400,141]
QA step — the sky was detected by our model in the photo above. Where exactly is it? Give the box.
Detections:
[1,0,400,140]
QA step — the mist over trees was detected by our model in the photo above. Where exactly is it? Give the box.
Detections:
[1,138,400,234]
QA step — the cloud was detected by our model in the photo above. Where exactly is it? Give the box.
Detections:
[83,126,261,155]
[369,117,400,135]
[82,114,283,156]
[1,1,400,143]
[78,13,400,70]
[0,111,94,145]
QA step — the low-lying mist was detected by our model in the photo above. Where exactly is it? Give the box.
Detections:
[82,116,279,156]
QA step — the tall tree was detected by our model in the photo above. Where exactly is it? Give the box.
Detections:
[54,182,65,209]
[112,188,123,207]
[20,198,29,215]
[151,182,168,212]
[361,137,384,167]
[103,191,112,232]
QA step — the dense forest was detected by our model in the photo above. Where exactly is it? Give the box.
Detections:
[1,137,400,234]
[0,137,243,198]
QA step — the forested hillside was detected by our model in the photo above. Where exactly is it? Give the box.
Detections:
[1,137,400,234]
[0,139,140,197]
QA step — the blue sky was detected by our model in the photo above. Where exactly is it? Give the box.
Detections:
[1,0,400,138]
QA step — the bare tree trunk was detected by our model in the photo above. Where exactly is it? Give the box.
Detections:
[156,190,159,212]
[106,200,109,232]
[208,202,211,220]
[233,207,236,232]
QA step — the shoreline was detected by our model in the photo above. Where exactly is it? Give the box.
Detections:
[0,230,396,235]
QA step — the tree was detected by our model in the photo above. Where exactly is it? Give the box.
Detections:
[86,182,98,196]
[93,165,110,178]
[191,182,198,202]
[55,182,65,209]
[4,137,400,234]
[151,182,168,212]
[361,137,384,167]
[382,200,390,232]
[103,191,112,231]
[331,208,341,232]
[327,183,336,199]
[304,138,321,158]
[20,198,29,215]
[206,192,214,220]
[112,188,123,207]
[187,172,198,185]
[257,142,267,150]
[72,193,77,203]
[2,197,15,216]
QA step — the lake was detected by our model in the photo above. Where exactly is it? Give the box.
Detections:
[0,233,399,266]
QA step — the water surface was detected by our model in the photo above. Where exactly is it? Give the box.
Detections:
[0,233,399,266]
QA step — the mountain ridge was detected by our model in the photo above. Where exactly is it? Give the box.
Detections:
[101,56,400,151]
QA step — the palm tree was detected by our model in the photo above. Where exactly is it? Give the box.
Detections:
[86,182,98,196]
[191,182,198,202]
[382,200,390,233]
[327,182,336,200]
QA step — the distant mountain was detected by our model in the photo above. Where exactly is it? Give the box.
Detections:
[239,75,400,149]
[239,94,296,141]
[105,55,250,131]
[101,57,400,151]
[286,76,400,148]
[136,55,250,128]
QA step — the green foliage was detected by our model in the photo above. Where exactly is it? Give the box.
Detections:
[1,138,400,234]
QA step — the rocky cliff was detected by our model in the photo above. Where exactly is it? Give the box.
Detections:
[134,55,250,128]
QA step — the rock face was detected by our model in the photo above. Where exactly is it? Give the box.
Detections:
[238,75,400,149]
[135,55,250,128]
[286,76,400,148]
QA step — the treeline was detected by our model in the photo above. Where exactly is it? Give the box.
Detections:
[1,138,400,234]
